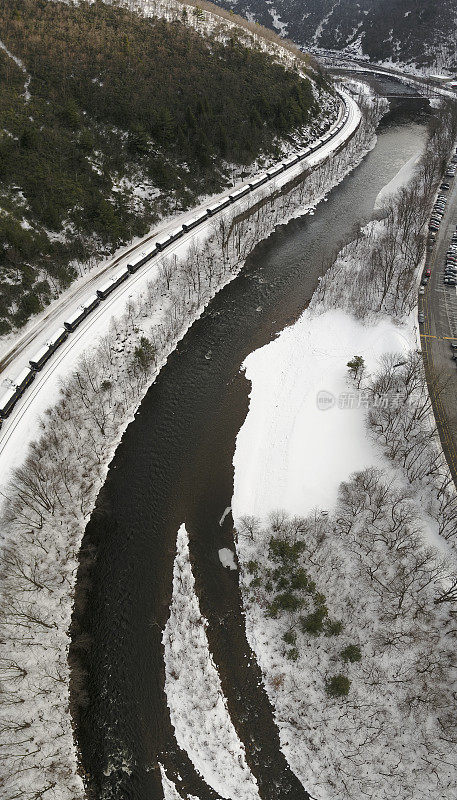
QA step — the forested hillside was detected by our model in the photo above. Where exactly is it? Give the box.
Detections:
[0,0,335,333]
[219,0,457,72]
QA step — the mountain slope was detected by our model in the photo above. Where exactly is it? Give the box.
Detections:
[0,0,336,334]
[219,0,457,71]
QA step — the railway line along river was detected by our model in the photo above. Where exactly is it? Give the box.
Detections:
[71,88,432,800]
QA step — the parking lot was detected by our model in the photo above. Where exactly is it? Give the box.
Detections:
[420,154,457,483]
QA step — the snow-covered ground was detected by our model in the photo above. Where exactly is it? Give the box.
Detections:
[163,524,259,800]
[233,309,411,520]
[231,127,457,800]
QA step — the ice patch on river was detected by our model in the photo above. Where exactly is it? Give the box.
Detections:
[374,150,422,210]
[163,524,260,800]
[218,548,237,570]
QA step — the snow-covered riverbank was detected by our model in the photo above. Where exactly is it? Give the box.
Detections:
[232,109,457,800]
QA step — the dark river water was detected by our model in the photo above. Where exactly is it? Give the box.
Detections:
[71,91,432,800]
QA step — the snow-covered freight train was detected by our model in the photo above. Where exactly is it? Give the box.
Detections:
[0,96,350,426]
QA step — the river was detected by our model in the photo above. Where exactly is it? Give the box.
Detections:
[71,90,432,800]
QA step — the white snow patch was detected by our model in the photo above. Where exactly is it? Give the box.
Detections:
[233,309,410,520]
[266,2,288,36]
[218,548,237,570]
[163,524,260,800]
[0,38,31,101]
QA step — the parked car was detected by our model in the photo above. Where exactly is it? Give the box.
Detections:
[425,268,431,277]
[419,286,425,295]
[418,312,425,323]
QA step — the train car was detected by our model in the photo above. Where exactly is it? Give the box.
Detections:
[47,327,68,352]
[97,266,130,299]
[155,232,173,251]
[64,306,87,332]
[206,197,231,216]
[81,294,100,315]
[30,326,68,368]
[169,225,184,243]
[248,173,268,190]
[127,248,156,274]
[97,278,116,300]
[228,186,250,203]
[14,366,35,394]
[29,344,53,371]
[0,386,19,418]
[115,265,130,283]
[282,155,299,169]
[155,227,183,251]
[266,164,284,179]
[182,211,208,232]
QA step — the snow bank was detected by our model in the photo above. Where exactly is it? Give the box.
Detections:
[163,524,259,800]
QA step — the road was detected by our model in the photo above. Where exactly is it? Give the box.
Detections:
[420,171,457,484]
[0,91,360,483]
[320,52,457,100]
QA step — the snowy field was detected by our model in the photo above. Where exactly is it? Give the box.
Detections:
[233,309,412,520]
